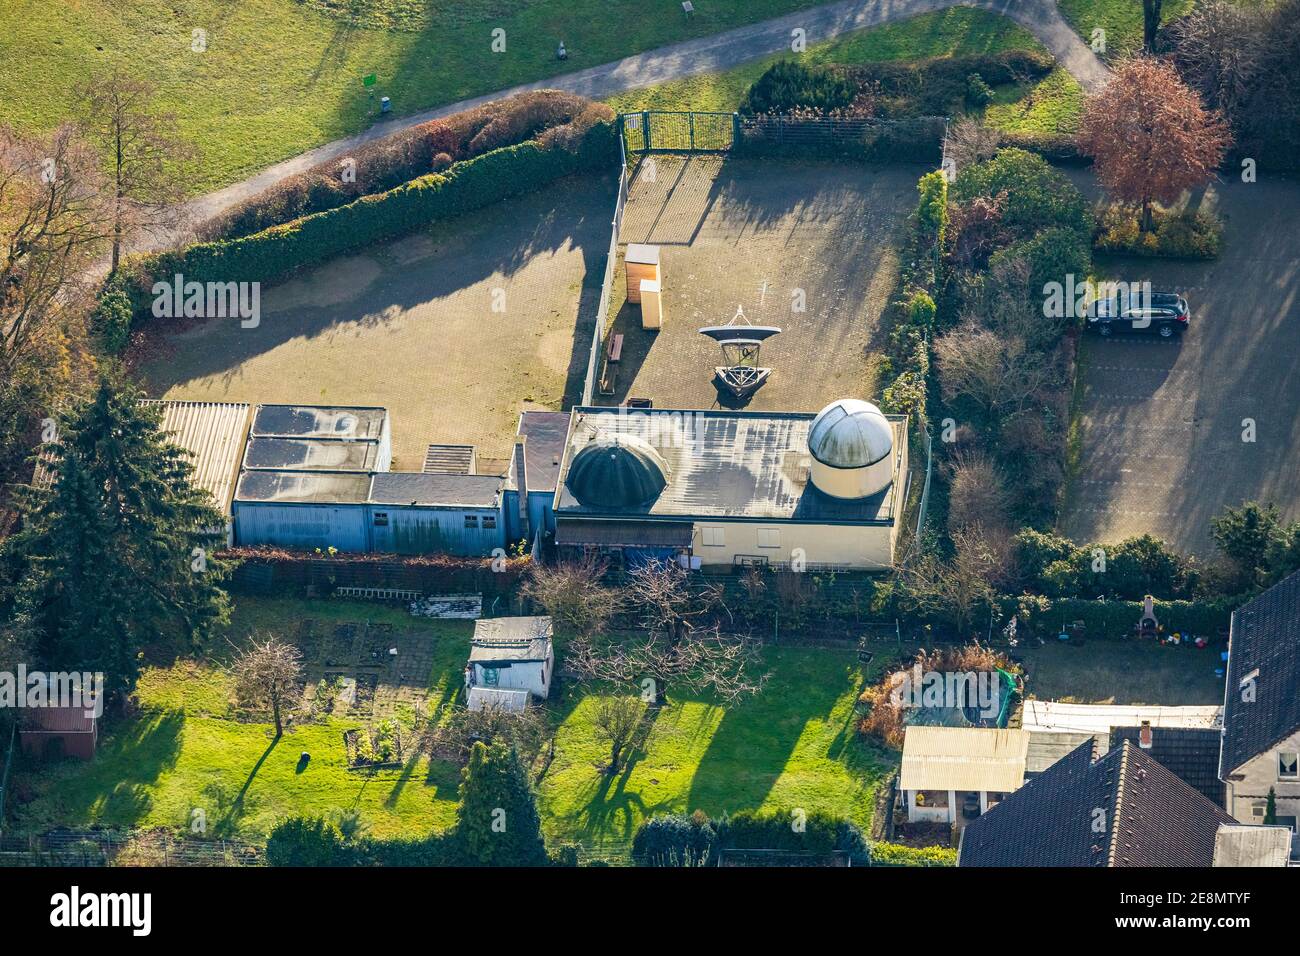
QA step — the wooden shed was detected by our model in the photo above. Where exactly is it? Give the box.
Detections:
[20,704,98,760]
[624,244,660,304]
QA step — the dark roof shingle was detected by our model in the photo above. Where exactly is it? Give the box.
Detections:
[960,740,1235,867]
[1220,570,1300,777]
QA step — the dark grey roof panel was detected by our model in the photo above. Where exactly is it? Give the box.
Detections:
[369,472,502,508]
[251,405,386,440]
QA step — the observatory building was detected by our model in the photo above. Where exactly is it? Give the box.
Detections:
[552,400,908,570]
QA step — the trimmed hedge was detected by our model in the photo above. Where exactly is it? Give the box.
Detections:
[124,121,618,320]
[869,841,958,867]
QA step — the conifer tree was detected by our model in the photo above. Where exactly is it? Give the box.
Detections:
[455,740,548,867]
[3,371,231,699]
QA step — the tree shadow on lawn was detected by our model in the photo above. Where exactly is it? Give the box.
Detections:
[683,656,877,817]
[568,704,675,844]
[212,735,280,837]
[15,710,184,831]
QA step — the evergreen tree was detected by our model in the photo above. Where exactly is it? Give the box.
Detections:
[455,740,548,867]
[2,371,230,700]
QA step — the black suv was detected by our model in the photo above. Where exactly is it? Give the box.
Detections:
[1087,291,1190,338]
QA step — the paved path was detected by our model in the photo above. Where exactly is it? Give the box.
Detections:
[179,0,1108,230]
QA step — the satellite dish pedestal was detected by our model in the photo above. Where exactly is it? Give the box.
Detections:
[699,306,781,402]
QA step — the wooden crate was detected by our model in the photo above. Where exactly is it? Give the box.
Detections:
[640,279,663,330]
[625,243,660,304]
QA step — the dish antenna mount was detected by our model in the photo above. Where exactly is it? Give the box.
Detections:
[698,305,782,401]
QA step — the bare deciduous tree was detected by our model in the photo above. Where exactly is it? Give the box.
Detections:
[946,450,1012,535]
[230,634,303,737]
[0,124,112,374]
[591,695,646,773]
[521,556,624,639]
[565,561,767,704]
[76,71,194,271]
[945,117,1001,172]
[933,323,1058,420]
[1168,1,1266,118]
[897,529,1002,634]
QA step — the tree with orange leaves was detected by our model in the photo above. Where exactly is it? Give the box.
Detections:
[1078,57,1231,232]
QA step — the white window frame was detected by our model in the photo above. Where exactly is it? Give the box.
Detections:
[757,528,781,549]
[700,526,725,547]
[1279,751,1299,780]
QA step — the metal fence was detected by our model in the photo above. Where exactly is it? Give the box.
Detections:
[621,110,737,155]
[0,829,265,867]
[580,137,630,406]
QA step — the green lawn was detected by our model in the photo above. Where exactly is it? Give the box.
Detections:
[603,8,1082,135]
[13,595,898,853]
[1056,0,1195,61]
[537,646,896,858]
[1,0,835,193]
[1015,641,1225,706]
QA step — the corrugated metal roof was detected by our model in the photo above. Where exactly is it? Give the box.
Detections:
[243,437,378,472]
[370,473,502,508]
[900,727,1029,793]
[1212,825,1292,867]
[422,444,476,475]
[1023,701,1222,735]
[555,407,906,524]
[470,616,552,662]
[251,405,386,440]
[143,401,251,514]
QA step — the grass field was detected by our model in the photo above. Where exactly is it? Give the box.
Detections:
[537,646,895,856]
[12,595,898,852]
[1015,642,1225,706]
[0,0,832,193]
[603,8,1083,134]
[1056,0,1195,60]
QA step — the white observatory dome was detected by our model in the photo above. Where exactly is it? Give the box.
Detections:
[807,399,895,499]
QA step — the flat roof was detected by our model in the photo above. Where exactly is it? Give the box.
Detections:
[467,687,530,713]
[250,404,386,441]
[370,473,502,508]
[242,437,379,473]
[515,411,570,493]
[900,726,1029,793]
[1022,701,1223,735]
[235,470,373,505]
[554,407,906,524]
[143,400,252,514]
[1213,825,1293,867]
[470,616,553,662]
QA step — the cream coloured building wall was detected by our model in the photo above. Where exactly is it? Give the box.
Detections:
[1225,727,1300,824]
[690,519,895,570]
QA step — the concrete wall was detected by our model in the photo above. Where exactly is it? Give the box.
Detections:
[1226,727,1300,825]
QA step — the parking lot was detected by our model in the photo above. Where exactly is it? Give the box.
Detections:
[1061,174,1300,557]
[143,173,616,471]
[597,155,919,411]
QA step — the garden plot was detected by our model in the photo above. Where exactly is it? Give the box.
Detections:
[598,155,918,411]
[143,173,616,469]
[1061,173,1300,556]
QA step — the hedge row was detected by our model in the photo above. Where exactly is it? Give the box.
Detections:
[998,593,1240,641]
[123,120,618,320]
[869,841,958,867]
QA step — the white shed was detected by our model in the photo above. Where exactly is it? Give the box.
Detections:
[465,616,555,701]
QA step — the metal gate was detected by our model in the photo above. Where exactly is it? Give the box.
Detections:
[622,111,738,155]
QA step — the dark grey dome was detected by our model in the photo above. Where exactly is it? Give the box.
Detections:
[566,433,668,509]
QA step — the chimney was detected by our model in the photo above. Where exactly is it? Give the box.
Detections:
[1139,720,1153,750]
